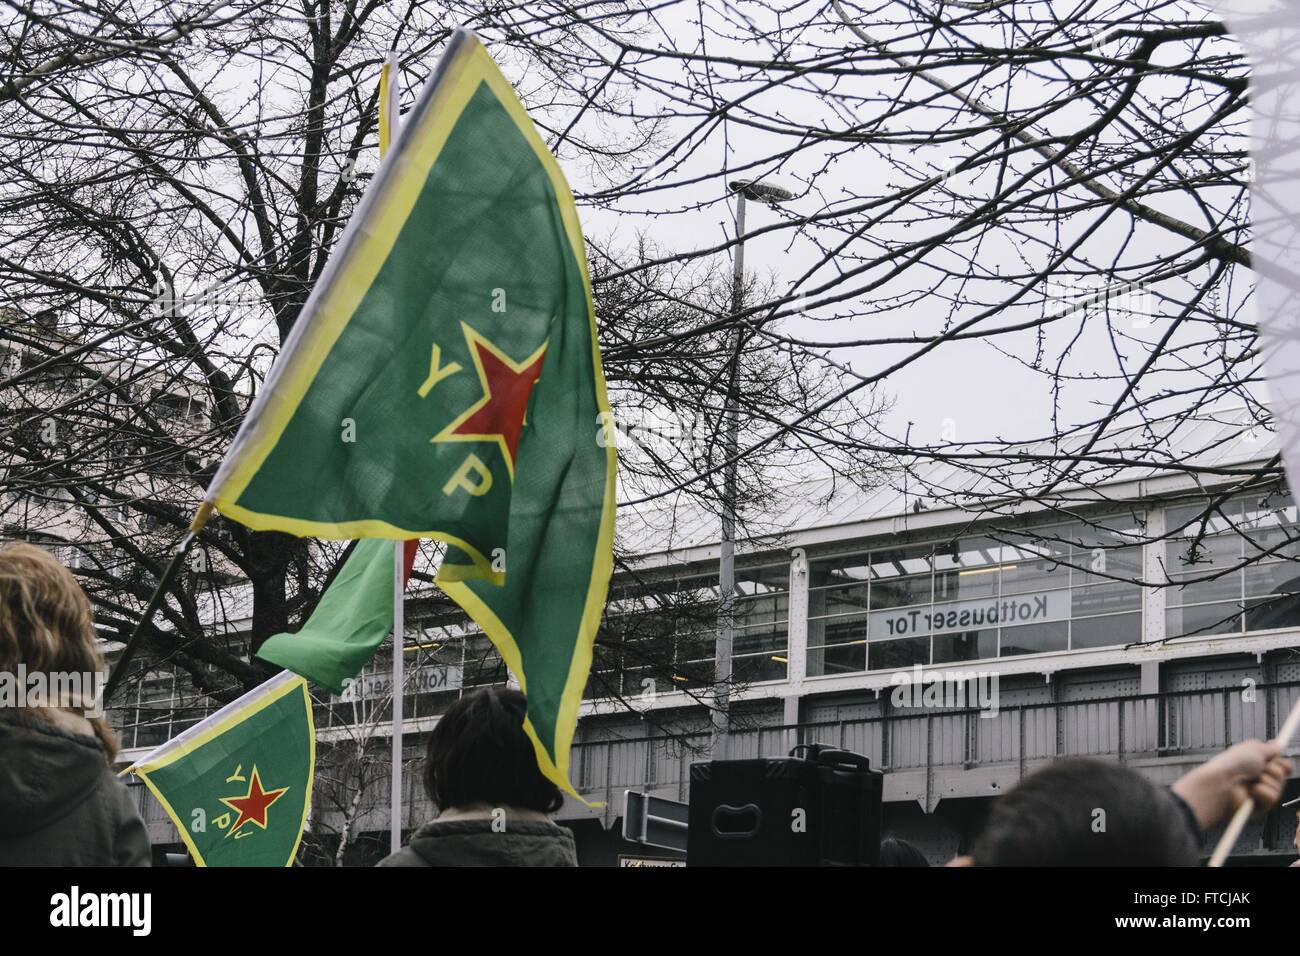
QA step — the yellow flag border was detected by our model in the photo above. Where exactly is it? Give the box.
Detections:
[208,32,492,535]
[128,673,316,867]
[206,30,616,802]
[432,35,616,805]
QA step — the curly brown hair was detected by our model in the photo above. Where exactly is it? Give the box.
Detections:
[0,542,117,761]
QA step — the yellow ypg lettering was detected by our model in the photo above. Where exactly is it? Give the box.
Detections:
[442,454,493,496]
[417,344,462,397]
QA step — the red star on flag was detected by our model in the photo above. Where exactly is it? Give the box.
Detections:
[220,765,290,837]
[434,323,548,477]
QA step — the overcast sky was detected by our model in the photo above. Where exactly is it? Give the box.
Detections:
[546,0,1257,461]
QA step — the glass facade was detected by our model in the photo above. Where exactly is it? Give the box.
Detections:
[321,635,476,730]
[1166,492,1300,639]
[111,670,210,750]
[807,512,1144,674]
[800,494,1300,678]
[731,564,791,683]
[108,626,505,748]
[588,564,791,698]
[107,495,1300,734]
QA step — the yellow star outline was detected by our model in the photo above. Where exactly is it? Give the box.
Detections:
[430,322,548,481]
[217,764,289,838]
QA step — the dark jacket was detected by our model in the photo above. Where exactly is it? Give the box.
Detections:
[377,818,578,867]
[0,710,151,866]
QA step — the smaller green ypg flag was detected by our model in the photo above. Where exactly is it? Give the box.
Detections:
[201,29,616,797]
[256,539,418,693]
[126,671,314,867]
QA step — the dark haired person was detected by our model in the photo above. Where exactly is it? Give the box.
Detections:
[878,836,930,866]
[377,687,578,866]
[0,544,150,866]
[949,739,1291,866]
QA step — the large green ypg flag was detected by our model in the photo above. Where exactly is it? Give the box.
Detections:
[202,30,616,796]
[125,671,315,867]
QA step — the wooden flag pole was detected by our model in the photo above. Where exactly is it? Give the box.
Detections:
[1207,696,1300,867]
[103,502,213,703]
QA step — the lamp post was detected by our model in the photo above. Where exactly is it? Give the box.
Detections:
[711,178,794,760]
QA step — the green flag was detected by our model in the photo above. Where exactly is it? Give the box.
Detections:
[126,671,315,867]
[202,30,616,797]
[256,539,418,694]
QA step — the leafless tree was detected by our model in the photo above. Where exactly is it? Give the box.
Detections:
[3,0,1283,717]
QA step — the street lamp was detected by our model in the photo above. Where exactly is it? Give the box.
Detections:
[711,178,794,761]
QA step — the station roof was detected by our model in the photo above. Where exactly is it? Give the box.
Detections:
[618,406,1278,565]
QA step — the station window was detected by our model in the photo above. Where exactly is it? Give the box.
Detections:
[805,509,1146,674]
[587,565,789,700]
[1166,491,1300,638]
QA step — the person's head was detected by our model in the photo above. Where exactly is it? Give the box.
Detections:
[878,836,930,866]
[423,687,563,815]
[0,543,116,760]
[954,758,1200,866]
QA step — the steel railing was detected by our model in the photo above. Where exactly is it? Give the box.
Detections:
[569,681,1300,806]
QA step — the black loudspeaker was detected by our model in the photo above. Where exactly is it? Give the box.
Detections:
[686,744,884,866]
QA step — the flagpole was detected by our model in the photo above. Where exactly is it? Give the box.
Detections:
[391,539,405,854]
[380,49,405,856]
[104,502,213,702]
[1207,696,1300,866]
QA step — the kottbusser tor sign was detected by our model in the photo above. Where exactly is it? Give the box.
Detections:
[869,591,1070,640]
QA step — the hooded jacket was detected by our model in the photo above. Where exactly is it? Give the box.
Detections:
[0,710,151,866]
[377,817,578,867]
